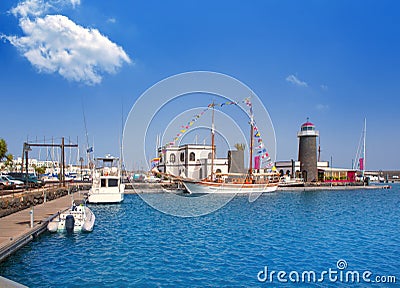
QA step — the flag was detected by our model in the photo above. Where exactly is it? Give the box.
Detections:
[254,156,260,169]
[359,158,364,170]
[87,147,93,153]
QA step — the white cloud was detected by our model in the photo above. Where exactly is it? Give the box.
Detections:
[107,17,116,24]
[5,0,131,85]
[70,0,80,8]
[11,0,79,18]
[316,104,329,111]
[11,0,51,17]
[320,84,328,90]
[286,74,308,87]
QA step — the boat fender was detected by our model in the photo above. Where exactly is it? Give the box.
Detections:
[65,215,75,233]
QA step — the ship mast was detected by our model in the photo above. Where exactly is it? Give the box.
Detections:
[210,102,215,181]
[362,118,366,179]
[248,103,254,180]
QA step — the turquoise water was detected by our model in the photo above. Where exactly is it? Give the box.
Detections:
[1,185,399,287]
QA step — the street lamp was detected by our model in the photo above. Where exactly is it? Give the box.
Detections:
[79,157,84,181]
[23,143,32,189]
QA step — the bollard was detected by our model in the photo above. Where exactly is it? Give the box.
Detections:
[30,207,34,228]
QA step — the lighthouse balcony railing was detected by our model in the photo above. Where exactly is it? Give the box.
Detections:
[297,130,319,137]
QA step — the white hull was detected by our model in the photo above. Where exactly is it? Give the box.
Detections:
[87,185,124,203]
[89,156,125,204]
[47,206,95,233]
[87,191,124,203]
[183,180,278,194]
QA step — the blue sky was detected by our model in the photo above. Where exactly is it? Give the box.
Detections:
[1,0,400,170]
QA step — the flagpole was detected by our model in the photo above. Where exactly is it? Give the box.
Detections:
[210,101,215,181]
[248,101,254,181]
[362,118,366,180]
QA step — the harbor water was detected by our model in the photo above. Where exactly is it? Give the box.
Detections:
[1,185,399,287]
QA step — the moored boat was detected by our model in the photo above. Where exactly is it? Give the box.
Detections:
[87,155,124,203]
[47,201,95,233]
[181,99,280,194]
[183,175,279,194]
[278,175,305,187]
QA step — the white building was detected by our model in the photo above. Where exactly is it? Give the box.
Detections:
[275,160,329,178]
[157,144,228,180]
[12,158,60,173]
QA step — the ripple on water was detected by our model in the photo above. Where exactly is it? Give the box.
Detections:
[0,186,399,287]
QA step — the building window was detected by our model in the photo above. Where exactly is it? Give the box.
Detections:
[170,154,176,163]
[180,152,185,162]
[189,152,195,161]
[208,153,212,159]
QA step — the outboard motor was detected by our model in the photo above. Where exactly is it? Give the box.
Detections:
[65,215,75,233]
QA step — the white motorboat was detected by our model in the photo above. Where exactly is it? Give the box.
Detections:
[47,201,95,233]
[278,175,305,187]
[87,155,124,203]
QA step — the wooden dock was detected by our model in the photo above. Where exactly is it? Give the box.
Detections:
[0,190,85,262]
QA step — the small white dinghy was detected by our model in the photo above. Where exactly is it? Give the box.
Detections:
[47,200,95,233]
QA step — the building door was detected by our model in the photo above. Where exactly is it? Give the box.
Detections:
[302,170,308,182]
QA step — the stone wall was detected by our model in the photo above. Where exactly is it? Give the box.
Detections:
[0,188,71,218]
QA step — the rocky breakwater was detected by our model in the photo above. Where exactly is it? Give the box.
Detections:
[0,188,74,218]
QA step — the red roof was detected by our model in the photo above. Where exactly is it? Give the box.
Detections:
[301,121,315,127]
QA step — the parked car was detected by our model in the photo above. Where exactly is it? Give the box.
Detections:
[1,175,24,188]
[0,175,15,190]
[7,172,44,188]
[144,175,162,183]
[82,174,91,182]
[129,173,146,183]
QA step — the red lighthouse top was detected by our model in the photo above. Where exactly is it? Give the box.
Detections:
[301,121,315,128]
[299,118,317,133]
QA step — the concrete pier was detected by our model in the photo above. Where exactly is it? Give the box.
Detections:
[0,191,85,262]
[0,276,28,288]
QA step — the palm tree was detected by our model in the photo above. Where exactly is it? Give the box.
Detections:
[0,138,7,161]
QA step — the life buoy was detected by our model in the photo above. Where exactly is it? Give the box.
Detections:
[104,172,109,176]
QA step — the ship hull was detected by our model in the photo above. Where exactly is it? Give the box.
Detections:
[182,180,278,194]
[87,185,124,203]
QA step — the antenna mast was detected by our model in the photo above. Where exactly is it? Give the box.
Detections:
[210,102,215,181]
